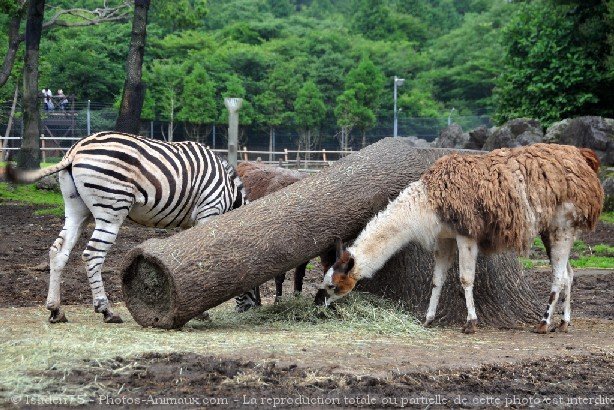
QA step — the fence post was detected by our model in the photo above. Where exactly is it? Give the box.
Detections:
[86,100,91,135]
[242,146,248,161]
[224,98,242,167]
[41,134,46,164]
[322,149,327,162]
[284,148,288,163]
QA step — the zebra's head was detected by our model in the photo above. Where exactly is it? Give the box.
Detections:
[314,238,357,306]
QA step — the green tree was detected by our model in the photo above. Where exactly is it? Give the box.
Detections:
[495,0,613,125]
[177,65,218,142]
[342,57,385,146]
[294,80,326,155]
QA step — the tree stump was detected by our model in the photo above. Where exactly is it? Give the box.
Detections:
[121,138,541,329]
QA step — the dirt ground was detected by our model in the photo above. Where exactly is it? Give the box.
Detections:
[1,202,613,407]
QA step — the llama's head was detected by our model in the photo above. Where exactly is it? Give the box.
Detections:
[314,238,357,306]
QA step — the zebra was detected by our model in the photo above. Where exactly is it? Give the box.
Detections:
[7,131,260,323]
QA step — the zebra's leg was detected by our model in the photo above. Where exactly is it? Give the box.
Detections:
[235,287,261,312]
[275,273,285,303]
[82,215,127,323]
[535,231,574,334]
[47,173,91,323]
[294,262,308,296]
[456,235,479,334]
[558,262,574,332]
[424,238,455,327]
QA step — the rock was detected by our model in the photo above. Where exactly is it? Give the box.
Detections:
[555,117,614,166]
[465,126,491,150]
[35,175,60,192]
[603,178,614,212]
[544,119,570,142]
[404,136,432,148]
[433,124,469,148]
[483,118,543,151]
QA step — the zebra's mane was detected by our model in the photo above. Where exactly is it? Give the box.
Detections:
[221,159,249,206]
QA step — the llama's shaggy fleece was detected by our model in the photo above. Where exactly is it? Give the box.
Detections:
[421,143,604,253]
[236,162,305,201]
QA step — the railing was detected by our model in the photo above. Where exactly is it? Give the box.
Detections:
[0,134,353,171]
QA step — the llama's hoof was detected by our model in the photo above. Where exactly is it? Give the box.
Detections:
[557,320,570,333]
[103,311,123,324]
[423,318,434,328]
[48,308,68,323]
[534,321,550,334]
[462,319,477,334]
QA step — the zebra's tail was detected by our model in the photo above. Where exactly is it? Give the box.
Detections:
[5,154,73,184]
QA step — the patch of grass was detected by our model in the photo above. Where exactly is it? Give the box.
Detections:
[570,256,614,269]
[0,182,64,216]
[600,211,614,224]
[0,299,430,403]
[203,293,428,335]
[519,258,535,270]
[573,240,588,253]
[532,237,546,252]
[593,244,614,257]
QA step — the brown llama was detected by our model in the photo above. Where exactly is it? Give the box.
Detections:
[316,144,604,334]
[236,162,335,302]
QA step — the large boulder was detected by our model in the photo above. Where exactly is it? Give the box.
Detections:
[433,124,469,148]
[483,118,543,151]
[404,136,432,148]
[546,116,614,166]
[465,126,491,150]
[35,175,60,192]
[603,177,614,212]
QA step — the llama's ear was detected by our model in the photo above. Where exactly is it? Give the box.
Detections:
[346,256,355,273]
[335,237,344,259]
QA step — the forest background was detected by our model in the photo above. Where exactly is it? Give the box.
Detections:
[0,0,612,150]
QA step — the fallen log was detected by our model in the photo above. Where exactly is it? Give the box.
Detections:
[121,138,540,328]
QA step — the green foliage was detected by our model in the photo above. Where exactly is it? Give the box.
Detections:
[294,81,326,129]
[495,0,613,125]
[569,257,613,270]
[601,211,614,224]
[0,183,64,216]
[177,66,217,125]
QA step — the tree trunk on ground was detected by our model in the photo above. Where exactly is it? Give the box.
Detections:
[356,244,541,327]
[121,138,541,329]
[114,0,149,135]
[18,0,45,170]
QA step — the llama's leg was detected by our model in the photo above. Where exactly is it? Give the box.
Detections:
[535,233,574,334]
[558,262,574,332]
[424,238,455,327]
[456,236,479,334]
[82,215,127,323]
[274,273,285,303]
[294,262,308,295]
[47,170,91,323]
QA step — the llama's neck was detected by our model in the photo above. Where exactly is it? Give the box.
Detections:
[348,181,442,279]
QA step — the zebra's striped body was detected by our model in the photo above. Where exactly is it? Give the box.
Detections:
[8,132,259,323]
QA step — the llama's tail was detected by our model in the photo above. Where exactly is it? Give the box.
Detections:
[5,154,73,184]
[579,148,600,173]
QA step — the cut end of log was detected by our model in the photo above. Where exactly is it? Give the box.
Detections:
[122,252,185,329]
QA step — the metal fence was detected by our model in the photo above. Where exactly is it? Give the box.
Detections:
[1,100,493,159]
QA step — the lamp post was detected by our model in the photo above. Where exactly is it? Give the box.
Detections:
[447,107,455,126]
[393,76,405,137]
[224,97,243,167]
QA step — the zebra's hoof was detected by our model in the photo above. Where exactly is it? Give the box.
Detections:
[557,320,570,333]
[48,308,68,323]
[103,311,123,324]
[534,321,549,334]
[462,319,477,334]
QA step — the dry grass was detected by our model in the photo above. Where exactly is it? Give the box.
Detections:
[0,294,428,403]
